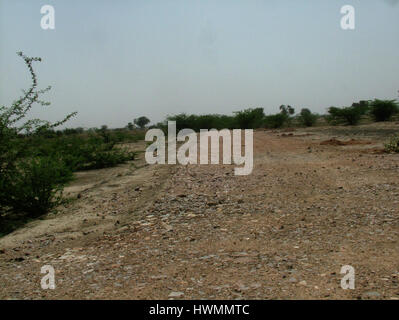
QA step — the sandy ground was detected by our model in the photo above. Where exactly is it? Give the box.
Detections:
[0,123,398,300]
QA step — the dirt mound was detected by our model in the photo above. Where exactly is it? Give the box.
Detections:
[320,138,371,146]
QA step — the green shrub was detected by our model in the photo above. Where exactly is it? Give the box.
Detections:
[369,99,399,122]
[327,105,365,125]
[111,129,145,143]
[5,156,73,218]
[298,108,318,127]
[28,134,135,171]
[264,113,287,128]
[134,116,150,129]
[0,52,76,228]
[384,134,399,153]
[83,147,135,170]
[263,105,295,129]
[167,107,299,131]
[233,108,264,129]
[167,113,237,131]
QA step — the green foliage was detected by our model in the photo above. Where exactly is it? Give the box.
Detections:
[134,116,150,129]
[298,108,318,127]
[167,113,236,131]
[233,108,265,129]
[5,157,73,218]
[264,113,288,129]
[279,105,295,116]
[0,53,139,236]
[151,121,168,133]
[351,100,369,114]
[27,133,136,171]
[263,105,295,129]
[369,99,399,122]
[0,52,76,232]
[384,134,399,153]
[166,106,296,131]
[167,113,198,131]
[327,101,369,126]
[111,129,145,143]
[126,122,134,130]
[327,105,364,126]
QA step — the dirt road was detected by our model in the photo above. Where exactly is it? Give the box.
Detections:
[0,123,398,299]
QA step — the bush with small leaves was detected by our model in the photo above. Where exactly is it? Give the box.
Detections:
[327,105,365,125]
[369,99,399,122]
[233,108,265,129]
[263,105,295,129]
[298,108,318,127]
[167,113,237,131]
[5,157,73,218]
[384,134,399,153]
[134,116,150,129]
[0,52,76,231]
[264,113,288,129]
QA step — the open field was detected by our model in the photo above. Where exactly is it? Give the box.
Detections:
[0,122,398,299]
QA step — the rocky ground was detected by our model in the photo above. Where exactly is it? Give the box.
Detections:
[0,123,398,299]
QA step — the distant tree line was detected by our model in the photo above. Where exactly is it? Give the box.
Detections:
[51,99,399,135]
[151,98,398,132]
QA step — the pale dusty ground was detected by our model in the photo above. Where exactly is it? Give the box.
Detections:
[0,123,398,300]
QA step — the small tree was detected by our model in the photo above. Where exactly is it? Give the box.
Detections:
[369,99,399,122]
[327,104,366,126]
[234,108,264,129]
[279,105,295,117]
[298,108,318,127]
[126,122,134,130]
[0,52,76,222]
[134,116,150,129]
[351,100,369,114]
[385,134,399,153]
[264,113,287,129]
[263,105,295,129]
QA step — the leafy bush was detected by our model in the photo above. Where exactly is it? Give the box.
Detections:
[264,113,288,128]
[384,134,399,153]
[167,113,236,131]
[134,116,150,129]
[167,107,299,131]
[0,52,76,227]
[233,108,264,129]
[298,108,318,127]
[279,105,295,117]
[5,157,73,218]
[81,146,135,170]
[327,105,365,125]
[27,134,135,171]
[369,99,399,122]
[111,129,145,143]
[351,100,369,114]
[263,105,295,129]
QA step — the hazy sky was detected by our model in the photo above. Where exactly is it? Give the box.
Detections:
[1,0,398,128]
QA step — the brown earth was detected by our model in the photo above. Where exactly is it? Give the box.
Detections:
[0,123,398,300]
[320,138,372,146]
